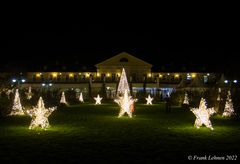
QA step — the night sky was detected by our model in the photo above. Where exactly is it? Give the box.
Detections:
[1,23,239,75]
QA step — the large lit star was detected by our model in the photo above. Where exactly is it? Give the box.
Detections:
[145,94,153,105]
[190,98,215,130]
[27,97,57,130]
[115,90,134,118]
[94,94,102,105]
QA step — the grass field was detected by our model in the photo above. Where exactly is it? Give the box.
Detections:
[0,103,240,162]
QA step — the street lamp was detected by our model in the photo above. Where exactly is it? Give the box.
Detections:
[11,78,26,87]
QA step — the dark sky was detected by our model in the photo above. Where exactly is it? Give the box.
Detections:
[1,23,239,74]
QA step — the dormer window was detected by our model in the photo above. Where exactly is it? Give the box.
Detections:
[119,58,128,62]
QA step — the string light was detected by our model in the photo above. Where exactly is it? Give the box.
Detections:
[183,93,189,105]
[115,90,134,118]
[190,98,215,130]
[25,86,33,100]
[222,91,235,117]
[60,91,68,105]
[117,68,130,95]
[94,94,102,104]
[79,92,84,103]
[27,97,57,129]
[146,94,153,105]
[9,89,25,116]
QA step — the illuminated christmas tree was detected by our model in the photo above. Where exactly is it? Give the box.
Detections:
[60,91,68,104]
[145,94,153,105]
[9,89,24,115]
[27,97,57,129]
[25,86,33,100]
[183,93,189,105]
[79,92,84,103]
[222,90,235,117]
[190,98,216,130]
[117,68,130,96]
[94,94,102,104]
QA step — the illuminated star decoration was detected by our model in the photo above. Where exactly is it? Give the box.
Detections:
[145,94,153,105]
[27,97,57,130]
[79,92,84,103]
[222,90,235,117]
[9,89,25,115]
[94,94,102,105]
[114,89,134,118]
[183,93,189,105]
[190,98,216,130]
[60,91,68,104]
[25,86,33,100]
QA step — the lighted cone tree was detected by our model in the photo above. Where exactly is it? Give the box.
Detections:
[114,68,136,118]
[94,94,102,104]
[115,89,134,118]
[183,93,189,105]
[190,98,216,130]
[25,86,33,100]
[79,92,84,103]
[27,97,57,130]
[222,90,235,117]
[60,91,68,104]
[117,68,130,95]
[9,89,24,115]
[146,94,153,105]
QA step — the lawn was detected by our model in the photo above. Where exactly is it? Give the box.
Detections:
[0,103,240,162]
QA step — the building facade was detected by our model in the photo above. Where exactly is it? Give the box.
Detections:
[21,52,220,99]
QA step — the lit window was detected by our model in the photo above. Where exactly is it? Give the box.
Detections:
[69,73,74,77]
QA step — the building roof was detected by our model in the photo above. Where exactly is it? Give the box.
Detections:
[95,52,152,68]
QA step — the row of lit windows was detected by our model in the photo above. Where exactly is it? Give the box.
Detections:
[32,72,211,79]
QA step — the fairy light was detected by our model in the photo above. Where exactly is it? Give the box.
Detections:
[183,93,189,105]
[190,98,215,130]
[222,90,235,117]
[25,86,33,100]
[145,94,153,105]
[60,91,68,104]
[94,94,102,104]
[9,89,24,116]
[115,89,134,118]
[27,97,57,129]
[79,92,84,103]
